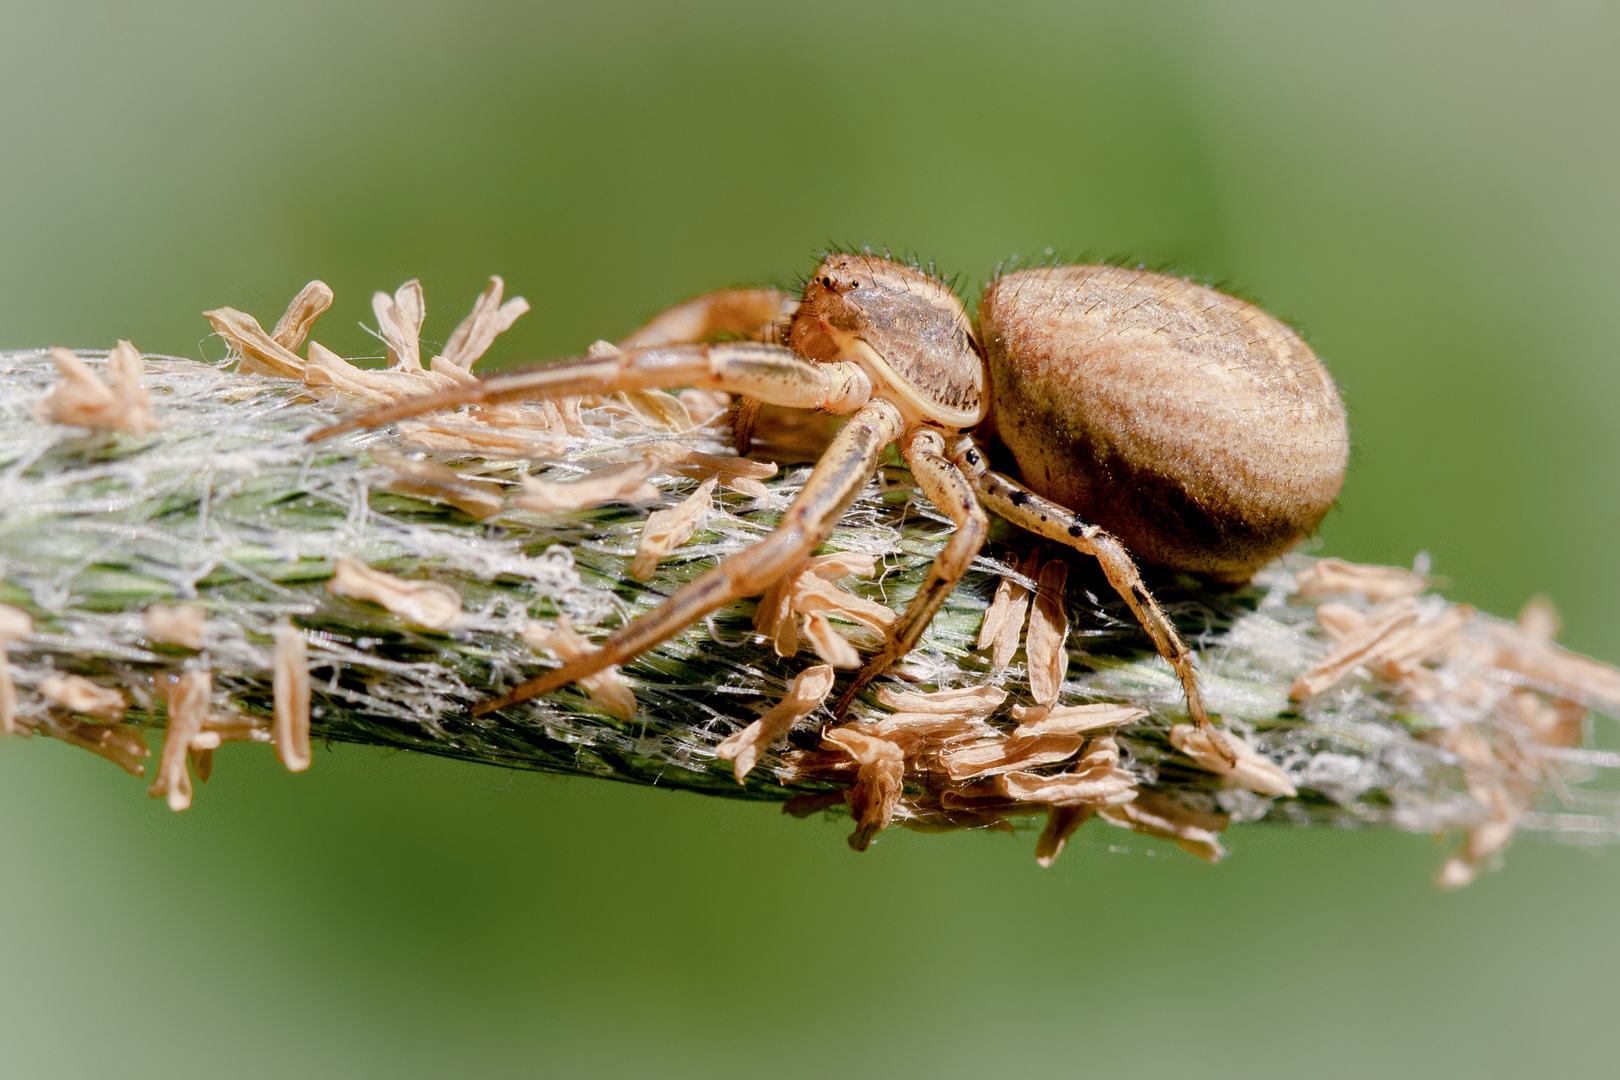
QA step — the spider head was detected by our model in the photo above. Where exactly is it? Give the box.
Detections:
[789,253,987,427]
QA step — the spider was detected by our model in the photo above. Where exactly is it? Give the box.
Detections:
[312,252,1349,739]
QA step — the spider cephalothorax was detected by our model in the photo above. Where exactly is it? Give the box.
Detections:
[312,251,1349,747]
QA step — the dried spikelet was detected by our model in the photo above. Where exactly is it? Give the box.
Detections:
[644,442,779,498]
[144,602,207,650]
[1312,601,1367,641]
[788,574,896,636]
[40,674,128,722]
[50,717,150,776]
[1036,804,1095,867]
[186,710,274,785]
[427,355,478,385]
[1009,701,1145,737]
[521,616,637,722]
[34,342,160,435]
[371,448,505,520]
[439,276,529,371]
[632,477,717,580]
[715,664,834,782]
[0,664,15,736]
[149,670,210,811]
[273,622,312,773]
[373,280,426,371]
[1517,596,1560,642]
[875,684,1007,717]
[1295,557,1427,602]
[994,763,1137,805]
[1027,558,1070,705]
[1169,724,1297,797]
[105,340,158,433]
[1375,604,1475,681]
[822,727,905,851]
[755,553,896,667]
[859,688,1005,762]
[303,341,466,404]
[1482,621,1620,709]
[1433,727,1524,888]
[1500,687,1582,748]
[1099,789,1229,862]
[511,461,660,511]
[1290,597,1422,699]
[0,604,31,737]
[186,710,272,751]
[395,417,568,457]
[325,557,464,630]
[300,341,395,404]
[977,551,1038,669]
[0,606,30,642]
[930,703,1149,787]
[801,613,859,667]
[939,729,1091,781]
[204,306,307,378]
[270,280,334,352]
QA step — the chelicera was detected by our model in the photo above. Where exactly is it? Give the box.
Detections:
[312,253,1349,742]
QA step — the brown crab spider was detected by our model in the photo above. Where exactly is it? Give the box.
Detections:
[311,253,1348,737]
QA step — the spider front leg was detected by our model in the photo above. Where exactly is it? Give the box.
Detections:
[616,287,797,349]
[830,427,990,716]
[307,342,869,442]
[471,399,905,717]
[951,438,1223,744]
[615,287,798,454]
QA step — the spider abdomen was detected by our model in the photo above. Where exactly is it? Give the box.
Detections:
[979,265,1349,582]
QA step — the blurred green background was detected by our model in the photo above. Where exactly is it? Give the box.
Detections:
[3,2,1619,1076]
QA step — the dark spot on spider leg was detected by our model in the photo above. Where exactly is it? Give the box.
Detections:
[1010,490,1028,506]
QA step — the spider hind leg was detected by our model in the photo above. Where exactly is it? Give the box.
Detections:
[953,438,1229,755]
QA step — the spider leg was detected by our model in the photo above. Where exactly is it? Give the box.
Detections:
[308,342,869,442]
[616,287,797,349]
[830,427,989,716]
[613,287,798,456]
[471,400,905,717]
[951,437,1224,746]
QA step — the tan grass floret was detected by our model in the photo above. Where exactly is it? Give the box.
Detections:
[326,557,464,631]
[512,461,660,511]
[144,603,207,650]
[821,727,906,851]
[0,604,32,737]
[1026,558,1071,706]
[34,341,160,435]
[715,664,835,782]
[1169,724,1298,798]
[753,553,897,668]
[40,674,128,722]
[521,617,637,722]
[632,477,718,580]
[976,552,1038,668]
[149,670,210,811]
[273,623,312,773]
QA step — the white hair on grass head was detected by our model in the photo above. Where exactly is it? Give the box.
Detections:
[0,273,1618,885]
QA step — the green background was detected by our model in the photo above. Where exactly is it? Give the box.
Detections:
[3,2,1618,1076]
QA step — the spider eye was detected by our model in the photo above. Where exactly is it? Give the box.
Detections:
[822,276,833,288]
